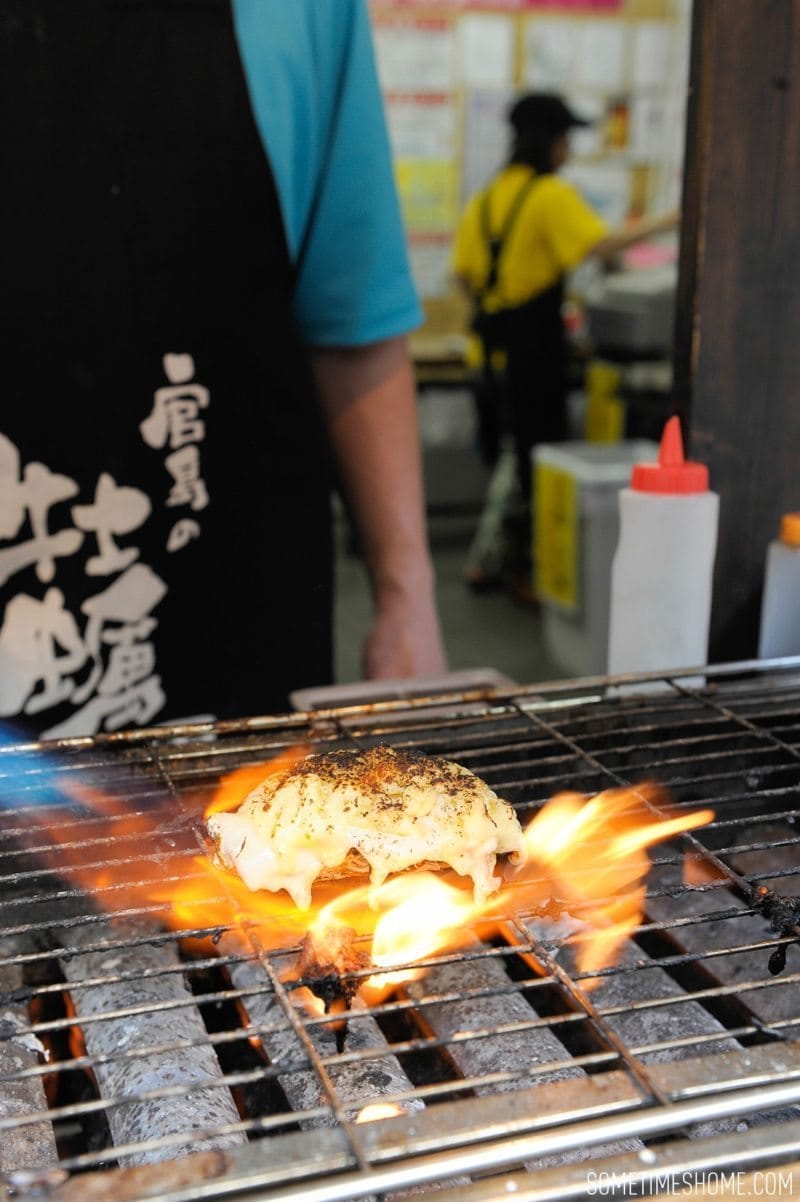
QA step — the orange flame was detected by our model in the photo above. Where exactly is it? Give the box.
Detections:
[204,745,310,818]
[514,785,714,979]
[299,783,713,994]
[305,872,483,1002]
[22,750,712,996]
[19,745,313,951]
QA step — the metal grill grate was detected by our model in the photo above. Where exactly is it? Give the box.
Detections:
[1,659,800,1202]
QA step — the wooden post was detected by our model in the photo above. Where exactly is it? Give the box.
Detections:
[674,0,800,660]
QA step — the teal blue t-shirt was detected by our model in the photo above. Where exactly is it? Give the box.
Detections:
[232,0,422,347]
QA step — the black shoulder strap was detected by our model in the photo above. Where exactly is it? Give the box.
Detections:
[477,172,538,301]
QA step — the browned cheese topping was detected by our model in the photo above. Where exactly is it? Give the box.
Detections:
[207,745,526,909]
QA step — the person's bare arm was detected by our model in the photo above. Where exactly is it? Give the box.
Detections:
[310,335,447,681]
[590,209,680,265]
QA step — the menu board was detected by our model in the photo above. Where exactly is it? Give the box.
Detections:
[462,89,513,200]
[523,18,627,90]
[373,15,460,299]
[385,92,458,161]
[370,1,685,303]
[373,15,456,91]
[458,14,515,86]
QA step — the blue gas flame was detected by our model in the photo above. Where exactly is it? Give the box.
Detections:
[0,722,71,810]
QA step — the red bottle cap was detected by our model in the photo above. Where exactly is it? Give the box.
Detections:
[630,415,710,494]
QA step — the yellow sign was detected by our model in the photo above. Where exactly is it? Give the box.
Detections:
[585,360,624,443]
[534,463,578,611]
[395,159,459,232]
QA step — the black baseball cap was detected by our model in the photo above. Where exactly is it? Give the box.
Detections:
[508,93,590,135]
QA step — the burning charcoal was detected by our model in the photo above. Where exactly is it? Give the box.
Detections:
[0,938,59,1174]
[56,920,246,1166]
[221,933,423,1127]
[295,923,371,1007]
[295,924,371,1047]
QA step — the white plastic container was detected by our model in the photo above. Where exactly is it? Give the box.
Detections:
[533,439,658,677]
[607,416,719,683]
[758,513,800,658]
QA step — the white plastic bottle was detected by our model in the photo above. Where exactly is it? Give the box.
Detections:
[758,513,800,658]
[607,416,719,683]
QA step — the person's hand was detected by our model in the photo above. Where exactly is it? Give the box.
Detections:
[362,590,447,681]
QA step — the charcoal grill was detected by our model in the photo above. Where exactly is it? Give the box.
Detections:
[2,659,800,1202]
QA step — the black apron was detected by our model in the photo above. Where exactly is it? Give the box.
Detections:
[505,279,569,510]
[1,0,333,738]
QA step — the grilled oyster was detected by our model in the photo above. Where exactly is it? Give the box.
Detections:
[206,745,525,909]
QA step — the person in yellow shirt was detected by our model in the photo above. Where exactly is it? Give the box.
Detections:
[453,93,677,593]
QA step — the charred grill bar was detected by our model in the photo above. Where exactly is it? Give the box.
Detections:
[1,659,800,1201]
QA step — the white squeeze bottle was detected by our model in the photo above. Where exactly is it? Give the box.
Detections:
[607,415,719,680]
[758,512,800,658]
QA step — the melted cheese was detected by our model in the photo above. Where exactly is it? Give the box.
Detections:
[207,745,526,909]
